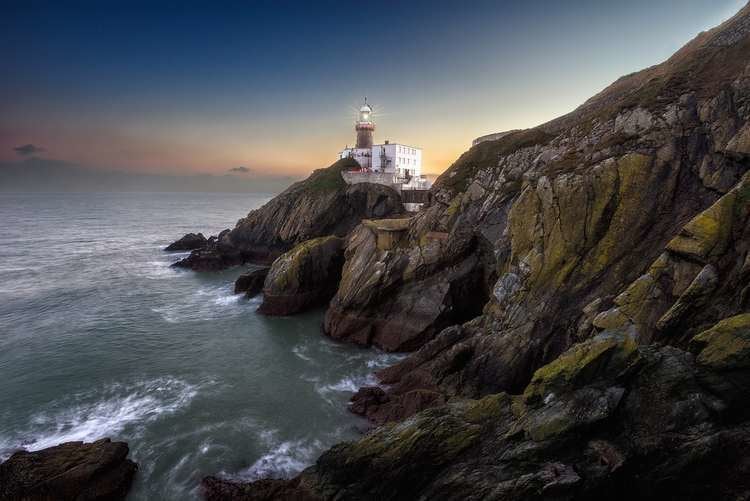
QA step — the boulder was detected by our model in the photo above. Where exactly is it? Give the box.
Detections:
[165,232,208,251]
[234,267,270,297]
[0,439,137,501]
[258,236,345,316]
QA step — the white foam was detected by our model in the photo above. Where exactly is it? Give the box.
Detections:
[236,438,323,481]
[292,344,313,362]
[152,285,248,323]
[366,352,406,369]
[214,293,242,306]
[316,374,378,396]
[143,260,177,279]
[0,377,198,460]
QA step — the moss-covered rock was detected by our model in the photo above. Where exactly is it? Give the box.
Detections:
[523,332,638,405]
[666,190,737,261]
[258,236,345,315]
[691,313,750,369]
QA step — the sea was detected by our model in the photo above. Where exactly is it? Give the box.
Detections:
[0,192,401,499]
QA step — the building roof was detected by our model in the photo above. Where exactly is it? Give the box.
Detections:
[373,143,421,150]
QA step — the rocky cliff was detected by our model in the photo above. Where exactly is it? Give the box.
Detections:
[171,158,403,270]
[205,3,750,499]
[335,1,750,413]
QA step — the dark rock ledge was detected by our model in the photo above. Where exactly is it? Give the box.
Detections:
[165,232,208,251]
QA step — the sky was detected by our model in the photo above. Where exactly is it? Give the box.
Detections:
[0,0,746,180]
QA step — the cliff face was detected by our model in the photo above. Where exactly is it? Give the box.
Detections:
[204,3,750,499]
[332,2,750,407]
[172,158,403,270]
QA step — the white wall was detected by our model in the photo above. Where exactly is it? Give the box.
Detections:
[340,147,372,169]
[342,143,421,178]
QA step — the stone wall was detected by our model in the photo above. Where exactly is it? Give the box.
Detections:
[341,171,402,190]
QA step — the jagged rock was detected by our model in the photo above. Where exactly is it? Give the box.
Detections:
[174,159,403,270]
[0,439,137,501]
[172,229,240,271]
[591,171,750,343]
[234,267,269,297]
[165,232,208,251]
[726,122,750,158]
[258,236,345,316]
[214,331,750,500]
[348,324,469,423]
[324,223,493,352]
[690,314,750,411]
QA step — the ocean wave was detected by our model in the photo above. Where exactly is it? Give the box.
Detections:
[316,373,378,396]
[366,352,406,369]
[0,377,199,460]
[235,437,324,481]
[143,260,178,279]
[151,284,249,323]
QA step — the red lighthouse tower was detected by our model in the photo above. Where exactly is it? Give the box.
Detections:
[355,98,374,149]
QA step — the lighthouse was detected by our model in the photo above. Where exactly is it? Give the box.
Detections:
[355,99,375,149]
[339,98,427,194]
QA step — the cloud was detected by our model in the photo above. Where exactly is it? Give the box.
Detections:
[14,144,45,156]
[228,166,252,174]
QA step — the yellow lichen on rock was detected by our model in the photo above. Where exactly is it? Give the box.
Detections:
[666,190,736,261]
[691,314,750,369]
[523,332,638,404]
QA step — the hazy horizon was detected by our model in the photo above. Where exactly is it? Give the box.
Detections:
[1,0,746,186]
[0,157,297,193]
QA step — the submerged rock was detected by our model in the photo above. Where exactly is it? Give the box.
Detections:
[0,439,137,501]
[234,266,269,297]
[165,232,208,251]
[258,236,345,316]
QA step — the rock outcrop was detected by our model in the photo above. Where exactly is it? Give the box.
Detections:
[0,439,137,501]
[324,221,493,352]
[173,159,403,270]
[205,3,750,499]
[165,232,208,251]
[258,236,345,316]
[234,266,270,297]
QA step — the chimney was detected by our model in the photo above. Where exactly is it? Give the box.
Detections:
[385,140,389,144]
